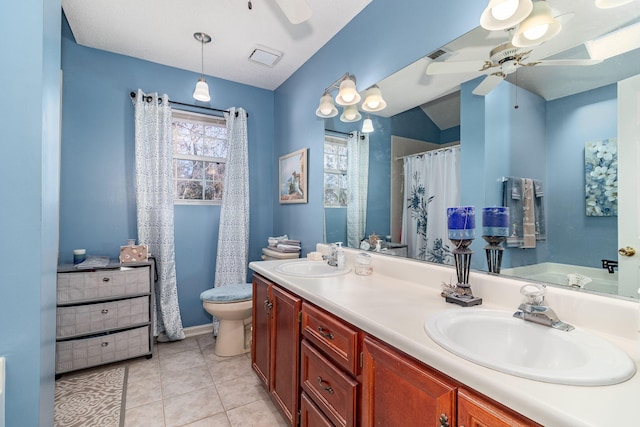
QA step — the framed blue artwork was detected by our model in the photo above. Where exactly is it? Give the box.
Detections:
[585,138,617,217]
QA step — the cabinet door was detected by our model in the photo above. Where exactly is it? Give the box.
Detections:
[458,388,541,427]
[251,275,271,388]
[361,336,456,427]
[270,284,301,426]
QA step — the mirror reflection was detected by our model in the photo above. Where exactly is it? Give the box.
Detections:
[323,1,640,299]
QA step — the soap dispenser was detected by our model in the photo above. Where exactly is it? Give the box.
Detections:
[336,242,345,270]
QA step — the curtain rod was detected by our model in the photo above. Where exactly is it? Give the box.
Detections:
[129,92,247,117]
[394,144,460,161]
[325,129,352,137]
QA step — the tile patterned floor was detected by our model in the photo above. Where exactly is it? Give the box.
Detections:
[98,334,287,427]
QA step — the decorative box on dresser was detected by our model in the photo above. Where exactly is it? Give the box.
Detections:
[55,261,155,376]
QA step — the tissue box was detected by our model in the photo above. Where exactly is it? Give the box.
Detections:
[119,245,148,263]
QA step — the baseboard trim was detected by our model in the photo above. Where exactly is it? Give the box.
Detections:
[183,323,213,338]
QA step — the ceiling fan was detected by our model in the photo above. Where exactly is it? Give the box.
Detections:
[426,42,603,95]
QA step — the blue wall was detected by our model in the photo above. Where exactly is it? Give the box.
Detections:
[60,18,275,328]
[0,0,61,425]
[273,0,484,254]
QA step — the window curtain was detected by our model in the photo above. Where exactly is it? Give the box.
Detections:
[401,146,460,264]
[134,89,185,341]
[346,132,369,248]
[214,107,249,288]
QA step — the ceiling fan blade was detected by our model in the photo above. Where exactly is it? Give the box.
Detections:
[472,74,505,96]
[426,60,490,75]
[274,0,312,24]
[532,59,604,67]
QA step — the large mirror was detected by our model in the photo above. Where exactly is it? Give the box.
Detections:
[324,1,640,299]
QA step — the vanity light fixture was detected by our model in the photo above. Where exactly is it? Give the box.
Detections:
[340,104,362,123]
[335,75,361,106]
[361,85,387,112]
[480,0,533,31]
[193,32,212,102]
[362,115,374,133]
[595,0,634,8]
[511,1,561,47]
[315,90,338,118]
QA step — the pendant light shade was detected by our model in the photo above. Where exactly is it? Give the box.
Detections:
[362,85,387,112]
[512,1,560,47]
[335,76,361,106]
[315,91,338,118]
[362,116,374,133]
[480,0,533,31]
[340,104,362,122]
[193,32,212,102]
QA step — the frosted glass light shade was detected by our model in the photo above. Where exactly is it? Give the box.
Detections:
[512,1,560,47]
[340,104,362,122]
[480,0,533,31]
[362,117,374,133]
[315,93,338,118]
[362,86,387,112]
[193,77,211,102]
[335,77,361,106]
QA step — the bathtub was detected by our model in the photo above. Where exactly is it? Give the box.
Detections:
[501,262,618,294]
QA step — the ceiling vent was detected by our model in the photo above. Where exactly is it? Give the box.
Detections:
[248,45,283,67]
[427,47,452,61]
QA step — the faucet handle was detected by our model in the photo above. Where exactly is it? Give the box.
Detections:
[520,283,546,306]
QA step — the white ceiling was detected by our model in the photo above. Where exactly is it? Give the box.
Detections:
[62,0,371,91]
[374,0,640,130]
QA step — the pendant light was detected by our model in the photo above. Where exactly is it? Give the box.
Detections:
[480,0,533,31]
[315,90,338,118]
[193,32,212,102]
[512,1,560,47]
[362,115,374,133]
[335,76,361,106]
[362,85,387,112]
[340,104,362,122]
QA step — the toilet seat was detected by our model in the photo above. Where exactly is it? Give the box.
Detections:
[200,283,252,303]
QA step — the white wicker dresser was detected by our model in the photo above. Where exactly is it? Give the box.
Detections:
[55,261,154,376]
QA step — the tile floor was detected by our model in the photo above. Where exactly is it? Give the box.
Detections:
[97,334,287,427]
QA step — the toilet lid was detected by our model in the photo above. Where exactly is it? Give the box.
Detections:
[200,283,252,303]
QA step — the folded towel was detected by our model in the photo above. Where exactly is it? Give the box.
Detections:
[282,239,301,246]
[262,247,300,259]
[268,234,288,247]
[275,244,301,253]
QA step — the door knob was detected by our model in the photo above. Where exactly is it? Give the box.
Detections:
[618,246,636,257]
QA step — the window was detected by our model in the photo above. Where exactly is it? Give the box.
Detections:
[172,110,228,204]
[324,134,348,207]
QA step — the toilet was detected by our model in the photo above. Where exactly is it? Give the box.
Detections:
[200,283,253,357]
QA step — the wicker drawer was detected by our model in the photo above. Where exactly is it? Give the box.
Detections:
[56,296,149,339]
[57,267,150,304]
[302,302,360,375]
[301,340,358,427]
[56,326,149,374]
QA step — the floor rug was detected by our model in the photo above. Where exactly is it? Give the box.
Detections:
[54,367,128,427]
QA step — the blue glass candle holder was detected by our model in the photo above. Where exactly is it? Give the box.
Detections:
[482,207,510,274]
[446,206,482,307]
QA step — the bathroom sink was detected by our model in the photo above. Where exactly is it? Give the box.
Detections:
[425,308,636,386]
[275,261,351,277]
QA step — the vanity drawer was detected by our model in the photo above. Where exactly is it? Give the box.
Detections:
[301,340,358,427]
[301,391,334,427]
[56,296,149,338]
[55,325,150,374]
[57,267,150,304]
[302,302,360,375]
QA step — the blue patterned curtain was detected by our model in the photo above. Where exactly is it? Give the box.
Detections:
[346,132,369,248]
[134,89,185,341]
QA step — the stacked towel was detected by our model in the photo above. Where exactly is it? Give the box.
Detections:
[263,234,301,259]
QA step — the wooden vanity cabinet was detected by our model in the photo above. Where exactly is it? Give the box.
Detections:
[458,387,541,427]
[251,274,301,427]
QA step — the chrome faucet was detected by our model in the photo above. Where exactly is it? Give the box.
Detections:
[513,283,574,331]
[323,244,338,267]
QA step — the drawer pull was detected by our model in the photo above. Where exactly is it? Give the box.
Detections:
[264,299,273,315]
[317,326,334,340]
[438,413,449,427]
[101,342,109,347]
[101,309,109,314]
[316,376,334,395]
[102,277,110,283]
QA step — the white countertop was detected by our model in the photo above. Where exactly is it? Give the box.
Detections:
[249,248,640,427]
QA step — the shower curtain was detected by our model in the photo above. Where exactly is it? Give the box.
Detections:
[134,89,185,341]
[214,107,249,288]
[401,146,460,263]
[346,132,369,248]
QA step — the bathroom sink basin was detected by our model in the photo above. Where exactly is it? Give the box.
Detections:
[275,261,351,277]
[425,308,636,386]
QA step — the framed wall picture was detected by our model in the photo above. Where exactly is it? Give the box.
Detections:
[279,148,308,204]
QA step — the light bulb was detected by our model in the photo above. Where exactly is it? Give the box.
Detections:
[342,93,355,103]
[491,0,518,20]
[366,99,380,110]
[524,23,549,40]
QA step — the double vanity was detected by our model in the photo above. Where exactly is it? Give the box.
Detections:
[250,248,639,426]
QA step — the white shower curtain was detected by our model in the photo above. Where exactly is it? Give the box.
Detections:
[401,146,460,263]
[346,132,369,248]
[214,107,249,288]
[134,89,185,341]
